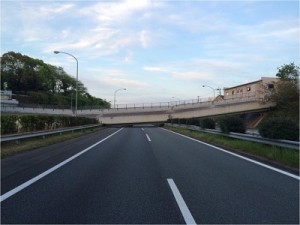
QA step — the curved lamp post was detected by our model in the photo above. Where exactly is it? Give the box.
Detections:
[114,88,126,108]
[54,51,78,116]
[202,85,217,99]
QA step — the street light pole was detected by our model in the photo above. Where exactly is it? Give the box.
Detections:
[54,51,78,116]
[202,85,216,99]
[114,88,126,108]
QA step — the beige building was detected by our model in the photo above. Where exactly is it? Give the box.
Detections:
[223,77,278,101]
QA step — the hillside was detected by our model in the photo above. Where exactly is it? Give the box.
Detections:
[1,51,110,109]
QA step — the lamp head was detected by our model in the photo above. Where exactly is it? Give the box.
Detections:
[54,51,60,54]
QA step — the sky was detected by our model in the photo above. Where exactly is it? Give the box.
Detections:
[1,0,299,106]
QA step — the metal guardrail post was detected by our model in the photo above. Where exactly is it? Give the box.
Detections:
[167,124,299,150]
[1,124,101,143]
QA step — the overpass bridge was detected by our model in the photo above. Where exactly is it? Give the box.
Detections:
[1,95,276,126]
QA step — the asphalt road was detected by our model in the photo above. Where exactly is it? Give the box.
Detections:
[1,127,299,224]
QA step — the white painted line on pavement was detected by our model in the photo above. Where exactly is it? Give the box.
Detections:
[141,128,145,131]
[167,178,196,225]
[146,134,151,142]
[0,128,124,202]
[163,128,300,180]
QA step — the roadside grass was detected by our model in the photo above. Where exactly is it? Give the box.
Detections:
[165,126,299,169]
[1,127,103,159]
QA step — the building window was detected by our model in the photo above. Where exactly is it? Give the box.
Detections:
[247,87,251,91]
[232,90,235,95]
[267,84,274,89]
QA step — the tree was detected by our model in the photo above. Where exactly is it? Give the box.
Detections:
[1,52,55,94]
[276,62,299,84]
[199,118,215,129]
[1,51,110,108]
[271,63,299,124]
[219,116,246,133]
[259,117,299,141]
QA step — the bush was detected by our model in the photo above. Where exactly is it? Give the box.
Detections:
[258,117,299,141]
[20,115,45,132]
[180,118,188,125]
[219,116,246,133]
[189,118,200,126]
[200,118,215,129]
[171,118,179,124]
[0,115,98,135]
[1,115,17,134]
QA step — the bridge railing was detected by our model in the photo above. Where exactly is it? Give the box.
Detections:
[1,92,264,115]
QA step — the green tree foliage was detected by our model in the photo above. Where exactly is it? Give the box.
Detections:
[271,63,299,124]
[199,118,215,129]
[219,116,246,134]
[259,117,299,141]
[1,51,110,108]
[276,62,299,83]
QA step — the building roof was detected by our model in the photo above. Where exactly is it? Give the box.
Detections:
[224,77,277,90]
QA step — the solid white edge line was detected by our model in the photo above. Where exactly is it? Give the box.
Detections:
[162,128,300,180]
[167,178,196,225]
[146,134,151,142]
[0,128,124,202]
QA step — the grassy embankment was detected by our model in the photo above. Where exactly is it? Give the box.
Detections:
[1,127,103,159]
[165,125,299,170]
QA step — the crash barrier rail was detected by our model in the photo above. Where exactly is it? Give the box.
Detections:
[1,124,101,143]
[167,124,299,150]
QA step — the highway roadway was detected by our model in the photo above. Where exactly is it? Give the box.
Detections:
[1,127,299,224]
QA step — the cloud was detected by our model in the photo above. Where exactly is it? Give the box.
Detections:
[2,0,298,104]
[38,3,74,15]
[44,27,136,56]
[173,71,214,80]
[81,0,151,24]
[234,19,299,44]
[87,68,126,77]
[6,1,165,59]
[207,18,298,51]
[140,30,151,48]
[99,77,149,90]
[54,30,115,49]
[86,67,150,91]
[143,66,167,72]
[124,50,134,62]
[3,2,75,43]
[192,59,244,70]
[164,7,230,34]
[144,65,213,80]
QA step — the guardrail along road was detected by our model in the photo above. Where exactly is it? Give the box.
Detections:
[1,127,299,224]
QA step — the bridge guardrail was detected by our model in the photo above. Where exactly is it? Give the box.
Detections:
[1,124,101,143]
[168,124,299,150]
